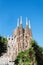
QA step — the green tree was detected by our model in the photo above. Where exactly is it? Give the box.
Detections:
[15,40,43,65]
[31,40,43,65]
[0,36,7,56]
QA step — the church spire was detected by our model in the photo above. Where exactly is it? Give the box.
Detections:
[29,20,31,29]
[17,18,19,27]
[20,16,22,24]
[26,17,28,25]
[26,17,29,28]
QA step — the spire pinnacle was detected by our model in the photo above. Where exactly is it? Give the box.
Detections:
[20,16,22,24]
[29,20,31,29]
[26,17,28,25]
[17,18,19,27]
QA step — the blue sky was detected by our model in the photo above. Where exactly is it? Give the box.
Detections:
[0,0,43,46]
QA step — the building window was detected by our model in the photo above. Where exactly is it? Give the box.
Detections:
[25,45,27,48]
[23,43,24,48]
[9,38,10,40]
[12,38,13,40]
[25,36,27,38]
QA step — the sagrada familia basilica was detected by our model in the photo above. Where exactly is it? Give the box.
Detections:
[0,16,32,65]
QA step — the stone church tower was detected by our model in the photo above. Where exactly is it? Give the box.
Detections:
[13,17,32,52]
[0,17,37,65]
[6,16,32,64]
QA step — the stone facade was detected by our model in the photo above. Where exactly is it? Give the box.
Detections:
[0,17,32,65]
[7,17,32,62]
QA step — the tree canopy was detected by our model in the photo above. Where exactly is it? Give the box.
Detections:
[15,40,43,65]
[31,40,43,65]
[0,36,7,56]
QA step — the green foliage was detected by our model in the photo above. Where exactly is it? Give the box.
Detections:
[0,36,7,56]
[15,48,37,65]
[15,40,43,65]
[31,40,43,65]
[38,46,43,54]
